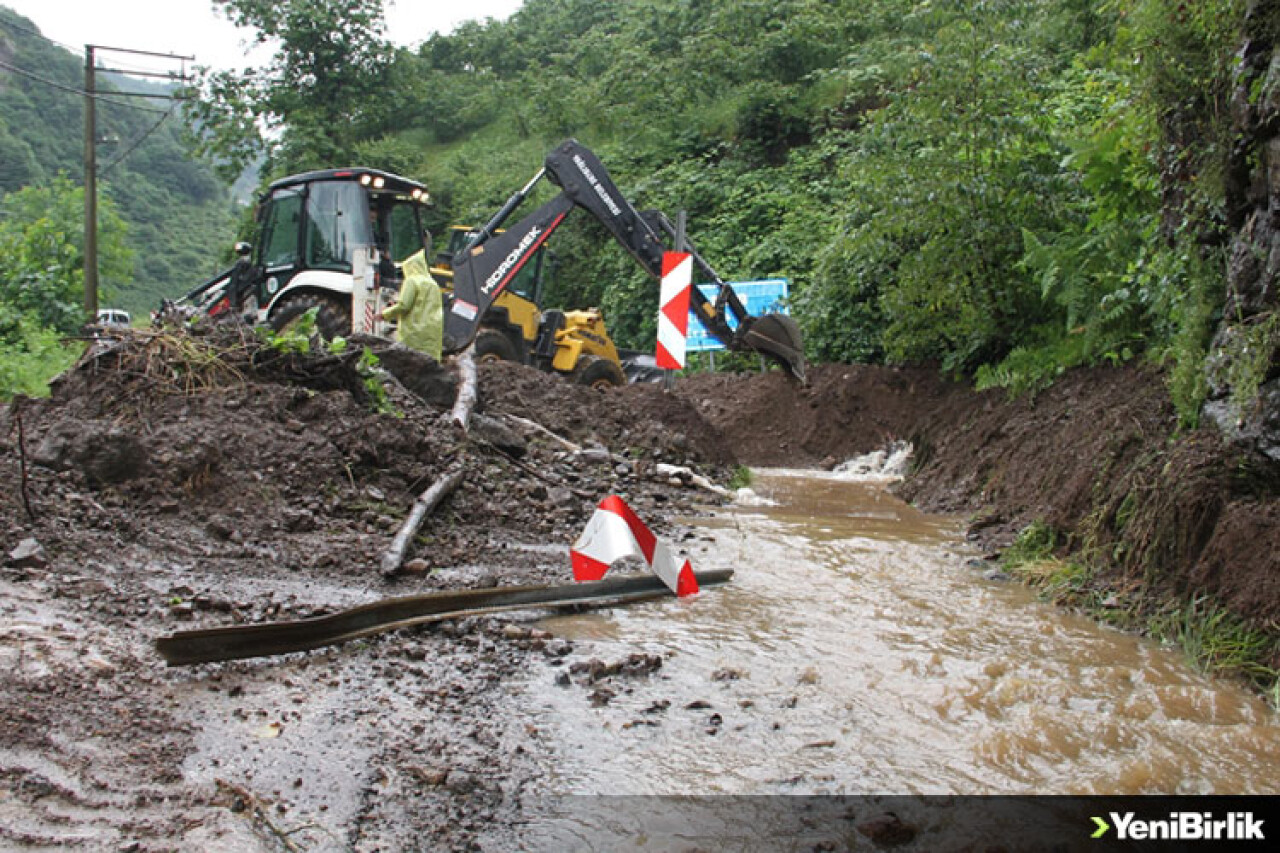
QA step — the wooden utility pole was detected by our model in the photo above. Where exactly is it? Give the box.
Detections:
[83,45,98,319]
[81,44,192,322]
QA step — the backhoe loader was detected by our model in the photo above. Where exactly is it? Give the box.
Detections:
[430,225,640,388]
[165,140,805,383]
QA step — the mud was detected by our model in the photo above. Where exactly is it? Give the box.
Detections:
[2,333,1278,849]
[0,329,731,850]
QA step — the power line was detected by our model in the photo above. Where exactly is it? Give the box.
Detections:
[101,102,179,174]
[0,58,172,114]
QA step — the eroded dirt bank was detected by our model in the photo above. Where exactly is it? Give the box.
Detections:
[680,363,1280,634]
[2,336,1277,849]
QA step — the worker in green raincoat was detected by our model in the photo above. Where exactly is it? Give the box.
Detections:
[380,249,443,361]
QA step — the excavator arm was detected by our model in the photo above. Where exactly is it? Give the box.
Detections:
[442,139,806,381]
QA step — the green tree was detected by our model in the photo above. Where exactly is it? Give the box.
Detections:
[0,174,132,334]
[188,0,394,178]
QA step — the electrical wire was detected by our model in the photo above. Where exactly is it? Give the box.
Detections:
[0,58,171,114]
[100,102,179,174]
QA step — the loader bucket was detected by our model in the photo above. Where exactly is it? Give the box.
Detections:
[741,313,807,383]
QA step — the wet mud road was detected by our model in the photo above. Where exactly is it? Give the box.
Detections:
[511,467,1280,847]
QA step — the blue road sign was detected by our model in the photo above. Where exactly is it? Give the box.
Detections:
[685,279,790,352]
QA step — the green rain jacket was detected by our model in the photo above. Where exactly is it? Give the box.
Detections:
[383,250,443,361]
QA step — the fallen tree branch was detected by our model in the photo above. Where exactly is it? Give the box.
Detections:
[655,462,733,498]
[504,414,583,454]
[380,468,466,576]
[11,397,36,522]
[449,347,478,432]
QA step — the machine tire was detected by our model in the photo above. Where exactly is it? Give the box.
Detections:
[474,328,522,363]
[572,355,626,390]
[269,292,352,340]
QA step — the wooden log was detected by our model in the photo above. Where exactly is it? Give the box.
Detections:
[380,468,466,576]
[505,414,583,454]
[450,346,478,432]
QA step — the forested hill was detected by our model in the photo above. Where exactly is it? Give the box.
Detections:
[0,5,233,316]
[192,0,1264,433]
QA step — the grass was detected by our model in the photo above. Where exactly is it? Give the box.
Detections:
[1149,595,1279,693]
[1002,521,1280,705]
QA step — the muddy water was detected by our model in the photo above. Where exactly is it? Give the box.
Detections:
[529,468,1280,797]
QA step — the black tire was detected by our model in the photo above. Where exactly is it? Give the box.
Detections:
[269,292,352,340]
[474,328,522,363]
[572,354,626,390]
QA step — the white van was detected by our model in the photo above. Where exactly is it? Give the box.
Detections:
[96,309,131,327]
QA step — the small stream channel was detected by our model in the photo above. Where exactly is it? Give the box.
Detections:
[517,463,1280,818]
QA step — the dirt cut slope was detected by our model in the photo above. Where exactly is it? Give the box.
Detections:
[680,363,1280,632]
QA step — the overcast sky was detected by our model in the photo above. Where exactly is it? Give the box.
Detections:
[3,0,523,74]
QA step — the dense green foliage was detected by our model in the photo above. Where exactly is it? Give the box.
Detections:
[8,0,1258,412]
[0,8,234,314]
[0,5,236,395]
[201,0,1236,415]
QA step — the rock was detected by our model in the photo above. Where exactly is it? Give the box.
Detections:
[403,558,430,574]
[33,419,149,485]
[470,414,529,457]
[855,813,917,847]
[444,769,478,794]
[576,446,612,465]
[7,537,47,569]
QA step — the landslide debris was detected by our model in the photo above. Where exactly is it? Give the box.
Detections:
[0,326,736,851]
[2,327,735,587]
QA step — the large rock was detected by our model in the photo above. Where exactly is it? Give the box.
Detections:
[33,418,150,486]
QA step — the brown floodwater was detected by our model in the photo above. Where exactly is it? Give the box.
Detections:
[530,467,1280,797]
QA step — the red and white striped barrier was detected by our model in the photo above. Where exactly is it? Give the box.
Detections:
[656,251,692,370]
[570,495,699,597]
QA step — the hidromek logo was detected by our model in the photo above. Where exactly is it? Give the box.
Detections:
[482,228,541,294]
[1092,812,1265,841]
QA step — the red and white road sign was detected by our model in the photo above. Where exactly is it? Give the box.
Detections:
[570,495,699,597]
[656,251,693,370]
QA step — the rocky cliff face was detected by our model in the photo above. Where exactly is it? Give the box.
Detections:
[1207,0,1280,460]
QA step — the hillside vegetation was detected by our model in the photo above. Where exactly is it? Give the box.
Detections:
[191,0,1271,431]
[3,0,1276,435]
[0,5,233,392]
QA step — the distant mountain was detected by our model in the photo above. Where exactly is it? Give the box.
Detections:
[0,5,238,314]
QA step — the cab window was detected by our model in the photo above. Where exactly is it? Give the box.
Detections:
[304,181,374,271]
[386,202,426,264]
[258,187,303,269]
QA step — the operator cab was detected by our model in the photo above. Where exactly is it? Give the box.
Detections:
[246,168,431,308]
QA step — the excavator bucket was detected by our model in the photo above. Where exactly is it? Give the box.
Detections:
[741,313,807,383]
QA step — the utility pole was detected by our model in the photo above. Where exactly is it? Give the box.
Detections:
[81,44,193,322]
[83,45,97,319]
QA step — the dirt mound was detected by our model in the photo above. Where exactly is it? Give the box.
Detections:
[676,363,965,466]
[2,330,736,584]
